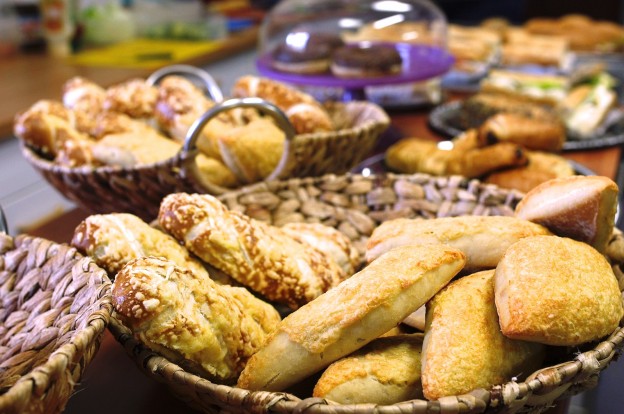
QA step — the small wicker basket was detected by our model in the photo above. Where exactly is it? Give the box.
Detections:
[0,212,113,414]
[20,65,390,222]
[107,172,624,414]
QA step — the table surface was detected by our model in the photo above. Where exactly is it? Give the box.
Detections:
[22,97,616,412]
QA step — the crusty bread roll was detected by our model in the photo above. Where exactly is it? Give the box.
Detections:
[313,333,424,404]
[495,235,624,346]
[91,130,181,167]
[187,153,240,189]
[158,192,346,309]
[62,76,106,134]
[422,270,545,401]
[236,244,466,391]
[103,78,159,119]
[514,175,618,253]
[71,212,210,279]
[366,215,552,272]
[280,221,361,276]
[112,256,281,383]
[217,117,285,183]
[232,75,334,134]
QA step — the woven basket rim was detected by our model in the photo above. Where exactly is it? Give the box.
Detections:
[0,234,113,413]
[105,172,624,413]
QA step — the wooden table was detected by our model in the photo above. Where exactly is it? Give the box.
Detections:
[23,102,620,413]
[0,26,259,139]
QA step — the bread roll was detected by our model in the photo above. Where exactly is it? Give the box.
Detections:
[313,334,424,404]
[514,175,618,253]
[495,235,624,346]
[112,256,281,383]
[422,270,545,400]
[158,192,346,309]
[103,78,159,119]
[236,244,466,391]
[71,212,210,279]
[188,153,240,189]
[280,221,360,276]
[91,130,181,167]
[366,215,552,272]
[232,75,334,134]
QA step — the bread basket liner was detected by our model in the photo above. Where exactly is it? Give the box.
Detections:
[104,172,624,414]
[0,217,113,413]
[19,66,390,222]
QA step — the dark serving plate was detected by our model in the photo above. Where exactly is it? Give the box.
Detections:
[428,100,624,151]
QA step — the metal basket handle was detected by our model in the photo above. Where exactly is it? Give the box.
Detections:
[182,97,296,184]
[0,205,8,234]
[146,64,224,102]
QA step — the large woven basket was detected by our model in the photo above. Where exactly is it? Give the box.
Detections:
[21,96,389,222]
[0,229,112,413]
[107,172,624,414]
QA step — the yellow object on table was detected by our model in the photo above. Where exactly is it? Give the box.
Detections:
[70,38,224,69]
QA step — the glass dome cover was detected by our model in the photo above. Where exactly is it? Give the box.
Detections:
[256,0,453,104]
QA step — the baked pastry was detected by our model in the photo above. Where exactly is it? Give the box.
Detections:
[158,192,347,309]
[478,112,566,152]
[112,256,281,383]
[495,235,623,346]
[217,117,286,183]
[384,134,527,179]
[330,44,403,78]
[422,270,545,400]
[514,175,619,253]
[366,215,552,273]
[231,75,334,134]
[62,76,107,134]
[103,78,159,119]
[91,129,181,167]
[313,333,424,404]
[280,221,361,276]
[187,153,240,189]
[71,212,210,278]
[271,32,344,74]
[484,150,575,194]
[236,244,466,391]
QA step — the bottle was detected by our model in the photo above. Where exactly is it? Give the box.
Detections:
[40,0,73,57]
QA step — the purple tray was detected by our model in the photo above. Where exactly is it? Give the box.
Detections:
[256,43,454,89]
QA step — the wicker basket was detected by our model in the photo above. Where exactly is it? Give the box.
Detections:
[0,229,112,414]
[20,82,390,222]
[107,172,624,413]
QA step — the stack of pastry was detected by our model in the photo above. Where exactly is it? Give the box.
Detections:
[13,74,338,188]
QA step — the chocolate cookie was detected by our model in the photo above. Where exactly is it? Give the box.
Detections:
[271,32,345,74]
[331,44,403,78]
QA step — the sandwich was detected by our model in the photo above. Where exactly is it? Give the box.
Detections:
[480,69,569,106]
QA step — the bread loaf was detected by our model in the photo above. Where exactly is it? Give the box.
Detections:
[313,334,424,404]
[422,270,545,400]
[494,235,623,346]
[366,215,552,272]
[71,212,209,279]
[158,192,347,309]
[236,244,466,391]
[232,75,334,134]
[112,256,281,383]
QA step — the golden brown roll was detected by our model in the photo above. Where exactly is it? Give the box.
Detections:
[422,270,545,401]
[71,212,210,278]
[112,256,281,383]
[236,244,466,392]
[231,75,334,134]
[158,192,346,309]
[103,78,159,119]
[366,215,552,272]
[478,112,566,152]
[313,333,424,404]
[280,221,361,276]
[484,150,575,194]
[91,130,181,167]
[187,153,240,189]
[514,175,618,253]
[495,235,624,346]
